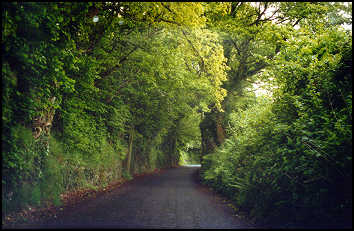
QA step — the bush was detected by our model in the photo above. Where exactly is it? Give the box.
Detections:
[201,32,352,223]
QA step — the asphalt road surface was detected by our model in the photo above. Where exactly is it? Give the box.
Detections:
[36,166,257,229]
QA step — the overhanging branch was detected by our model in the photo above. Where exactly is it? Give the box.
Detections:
[181,29,205,73]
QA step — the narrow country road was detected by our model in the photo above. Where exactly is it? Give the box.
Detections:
[34,166,256,229]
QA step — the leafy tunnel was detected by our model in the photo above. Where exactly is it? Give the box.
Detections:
[2,2,352,226]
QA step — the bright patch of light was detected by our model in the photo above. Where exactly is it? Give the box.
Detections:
[341,23,352,31]
[183,164,201,167]
[254,87,270,97]
[251,80,274,98]
[338,2,352,31]
[93,16,99,23]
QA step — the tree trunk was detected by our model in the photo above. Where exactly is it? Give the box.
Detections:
[216,113,226,145]
[126,127,134,174]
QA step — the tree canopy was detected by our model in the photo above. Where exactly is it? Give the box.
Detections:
[2,1,352,227]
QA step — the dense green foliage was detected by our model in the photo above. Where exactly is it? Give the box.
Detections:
[203,32,352,221]
[2,2,225,217]
[201,2,352,225]
[2,2,352,227]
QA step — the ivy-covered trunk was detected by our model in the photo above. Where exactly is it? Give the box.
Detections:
[200,110,225,156]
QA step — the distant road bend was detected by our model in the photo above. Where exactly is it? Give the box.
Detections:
[36,165,256,229]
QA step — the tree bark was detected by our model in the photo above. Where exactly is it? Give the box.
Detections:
[216,113,226,145]
[126,127,134,174]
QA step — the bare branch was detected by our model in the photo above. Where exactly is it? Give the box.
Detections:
[161,2,177,15]
[261,2,269,16]
[157,18,181,26]
[99,46,139,79]
[229,39,241,56]
[292,18,302,27]
[231,2,243,17]
[249,2,272,26]
[265,8,280,21]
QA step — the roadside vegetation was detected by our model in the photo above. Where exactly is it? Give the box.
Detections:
[2,2,352,227]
